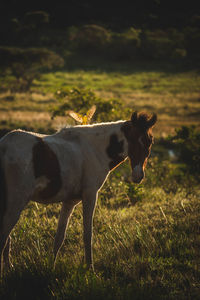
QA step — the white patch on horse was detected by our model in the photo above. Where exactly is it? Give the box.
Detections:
[0,112,156,276]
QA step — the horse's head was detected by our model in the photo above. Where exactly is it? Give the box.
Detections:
[122,111,157,183]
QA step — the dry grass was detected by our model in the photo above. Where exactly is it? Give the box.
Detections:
[0,90,199,137]
[1,65,200,136]
[0,68,200,299]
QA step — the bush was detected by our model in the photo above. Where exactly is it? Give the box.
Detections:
[67,26,199,62]
[140,30,174,60]
[184,27,200,56]
[70,24,111,53]
[107,27,141,61]
[171,48,187,60]
[0,47,64,91]
[51,87,130,122]
[170,126,200,175]
[3,11,51,47]
[167,28,185,49]
[23,11,50,29]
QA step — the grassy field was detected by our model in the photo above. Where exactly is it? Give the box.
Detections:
[0,61,200,299]
[1,61,200,136]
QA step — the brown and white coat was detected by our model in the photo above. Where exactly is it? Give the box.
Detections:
[0,111,157,275]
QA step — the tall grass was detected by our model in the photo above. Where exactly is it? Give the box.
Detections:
[0,154,200,299]
[0,60,200,299]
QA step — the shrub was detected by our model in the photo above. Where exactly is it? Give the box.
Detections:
[140,30,174,60]
[0,47,64,91]
[184,27,200,56]
[171,48,187,59]
[5,11,50,46]
[51,87,130,122]
[190,14,200,27]
[167,28,185,47]
[23,11,50,29]
[170,126,200,175]
[107,27,141,61]
[70,24,111,53]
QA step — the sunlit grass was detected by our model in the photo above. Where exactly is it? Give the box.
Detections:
[0,64,199,151]
[0,62,200,299]
[1,161,199,299]
[1,64,200,137]
[34,69,200,94]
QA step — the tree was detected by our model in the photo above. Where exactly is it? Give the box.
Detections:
[0,47,64,92]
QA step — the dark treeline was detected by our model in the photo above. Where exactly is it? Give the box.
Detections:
[0,0,200,78]
[1,0,200,30]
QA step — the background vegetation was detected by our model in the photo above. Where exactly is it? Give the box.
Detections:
[0,2,200,299]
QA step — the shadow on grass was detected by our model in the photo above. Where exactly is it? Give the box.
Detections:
[61,52,199,75]
[0,267,54,300]
[0,265,171,300]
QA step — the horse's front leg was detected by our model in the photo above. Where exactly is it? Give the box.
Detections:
[53,201,75,266]
[82,189,98,270]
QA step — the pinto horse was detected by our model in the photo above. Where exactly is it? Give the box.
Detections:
[0,111,157,275]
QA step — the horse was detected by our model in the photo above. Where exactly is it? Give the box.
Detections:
[0,111,157,275]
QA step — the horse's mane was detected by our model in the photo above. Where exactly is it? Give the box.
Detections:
[137,112,151,122]
[135,112,156,130]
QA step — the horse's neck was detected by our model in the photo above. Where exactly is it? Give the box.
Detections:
[58,121,128,155]
[84,121,129,162]
[56,122,128,173]
[91,121,126,146]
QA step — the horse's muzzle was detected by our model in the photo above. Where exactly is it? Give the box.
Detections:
[132,175,144,184]
[132,164,144,184]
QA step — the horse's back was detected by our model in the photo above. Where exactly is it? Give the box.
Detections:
[0,130,42,176]
[0,129,84,203]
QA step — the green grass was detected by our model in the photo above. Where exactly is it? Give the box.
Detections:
[1,61,200,137]
[0,59,200,299]
[0,157,200,299]
[34,69,200,95]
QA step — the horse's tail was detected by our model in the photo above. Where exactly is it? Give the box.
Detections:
[0,158,6,229]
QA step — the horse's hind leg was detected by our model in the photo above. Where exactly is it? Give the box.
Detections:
[0,198,29,276]
[3,236,12,270]
[0,232,8,277]
[53,201,75,266]
[0,235,12,276]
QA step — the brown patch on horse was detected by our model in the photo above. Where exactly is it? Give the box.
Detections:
[121,112,157,142]
[32,138,62,199]
[0,159,7,229]
[121,121,139,161]
[106,134,124,170]
[121,111,157,168]
[131,111,157,131]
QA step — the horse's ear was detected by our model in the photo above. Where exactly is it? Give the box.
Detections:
[131,111,138,124]
[147,113,157,128]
